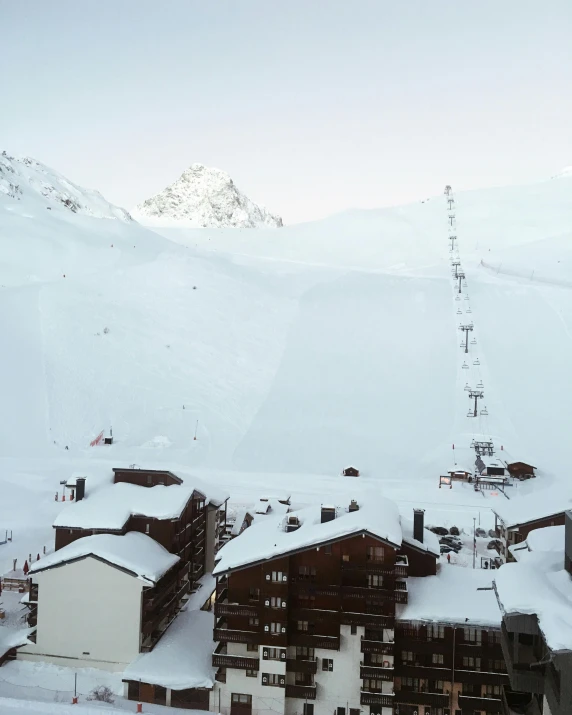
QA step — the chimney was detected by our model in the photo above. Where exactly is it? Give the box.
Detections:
[349,500,359,513]
[565,511,572,575]
[413,509,425,544]
[321,506,336,524]
[76,478,86,502]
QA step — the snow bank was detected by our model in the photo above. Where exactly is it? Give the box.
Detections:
[29,532,179,584]
[214,495,403,574]
[0,698,123,715]
[493,489,572,528]
[0,626,33,660]
[400,567,501,627]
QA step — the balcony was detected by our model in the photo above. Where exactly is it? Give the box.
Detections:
[212,653,259,670]
[342,585,401,602]
[341,562,397,576]
[286,658,318,674]
[341,612,394,628]
[394,690,450,707]
[292,583,339,597]
[214,621,260,645]
[215,601,259,618]
[361,639,394,655]
[285,684,317,700]
[360,664,393,681]
[289,632,340,650]
[395,555,409,577]
[458,694,503,713]
[360,692,394,707]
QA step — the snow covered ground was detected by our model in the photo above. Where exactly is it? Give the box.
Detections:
[2,155,572,710]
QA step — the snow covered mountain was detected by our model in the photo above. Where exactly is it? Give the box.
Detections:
[132,162,283,228]
[0,152,131,221]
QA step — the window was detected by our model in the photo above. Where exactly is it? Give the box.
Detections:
[303,705,314,715]
[367,573,383,588]
[269,622,283,634]
[262,673,283,686]
[271,571,285,582]
[245,669,257,678]
[297,620,309,632]
[462,656,481,671]
[246,643,257,652]
[322,658,334,672]
[484,685,502,698]
[263,647,283,661]
[429,680,444,693]
[248,617,259,627]
[298,565,317,580]
[296,646,314,659]
[145,522,150,534]
[401,677,420,692]
[350,710,360,715]
[269,596,282,608]
[337,708,345,715]
[351,625,357,635]
[427,624,445,640]
[249,587,260,602]
[324,544,332,555]
[367,546,385,562]
[342,554,350,562]
[493,659,506,672]
[231,693,252,705]
[464,627,482,644]
[401,651,414,664]
[371,653,385,665]
[363,678,383,692]
[490,630,502,644]
[432,653,444,665]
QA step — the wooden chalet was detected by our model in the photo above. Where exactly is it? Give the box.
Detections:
[342,466,360,477]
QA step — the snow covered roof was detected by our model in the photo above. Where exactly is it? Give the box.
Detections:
[399,567,501,627]
[123,574,215,689]
[214,495,430,575]
[0,625,33,660]
[400,517,441,557]
[230,507,253,537]
[53,482,198,530]
[495,561,572,653]
[29,532,179,585]
[254,498,289,516]
[493,490,572,528]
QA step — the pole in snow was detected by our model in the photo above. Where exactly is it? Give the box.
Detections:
[468,390,484,417]
[193,420,198,441]
[459,324,473,353]
[449,235,457,251]
[458,272,465,294]
[473,517,477,569]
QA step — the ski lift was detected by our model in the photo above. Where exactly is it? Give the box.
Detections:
[473,358,480,366]
[466,308,472,313]
[470,439,475,447]
[476,380,484,389]
[457,309,462,315]
[463,282,468,287]
[455,296,461,301]
[480,406,489,416]
[464,383,472,391]
[464,295,469,300]
[467,410,474,418]
[471,338,477,344]
[462,362,469,369]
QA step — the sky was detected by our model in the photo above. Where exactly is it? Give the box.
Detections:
[1,0,571,224]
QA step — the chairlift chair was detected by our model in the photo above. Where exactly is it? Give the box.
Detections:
[462,362,469,369]
[464,295,469,300]
[473,358,480,366]
[457,309,462,314]
[471,338,477,344]
[480,407,489,416]
[464,383,472,391]
[466,308,472,313]
[455,296,461,301]
[476,380,484,389]
[467,410,474,418]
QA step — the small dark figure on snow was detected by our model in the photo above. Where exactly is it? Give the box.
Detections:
[447,553,451,563]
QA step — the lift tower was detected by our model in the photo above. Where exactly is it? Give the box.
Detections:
[459,324,474,353]
[468,390,484,418]
[449,235,457,252]
[457,271,465,294]
[451,260,461,278]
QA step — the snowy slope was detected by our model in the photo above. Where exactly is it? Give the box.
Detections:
[132,162,282,228]
[1,161,572,582]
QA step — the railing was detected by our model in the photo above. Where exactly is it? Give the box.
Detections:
[361,639,394,655]
[341,562,397,576]
[285,684,317,700]
[289,633,340,650]
[458,694,503,713]
[212,653,259,670]
[360,664,393,680]
[292,583,339,597]
[360,692,394,706]
[214,627,260,645]
[286,658,318,674]
[215,601,259,617]
[393,690,450,707]
[341,612,394,628]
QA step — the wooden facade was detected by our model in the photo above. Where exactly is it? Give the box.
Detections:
[505,461,536,480]
[212,531,413,697]
[394,621,509,715]
[495,512,566,562]
[112,467,183,487]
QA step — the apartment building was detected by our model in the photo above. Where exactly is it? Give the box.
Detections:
[209,498,439,715]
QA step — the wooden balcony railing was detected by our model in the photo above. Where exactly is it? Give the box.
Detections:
[341,612,394,628]
[286,658,318,674]
[361,638,394,655]
[289,632,340,650]
[360,664,393,681]
[212,653,259,670]
[360,692,394,707]
[458,694,503,713]
[214,627,260,645]
[214,601,259,618]
[394,690,449,707]
[285,684,317,700]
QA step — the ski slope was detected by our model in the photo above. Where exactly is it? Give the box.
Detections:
[1,159,572,577]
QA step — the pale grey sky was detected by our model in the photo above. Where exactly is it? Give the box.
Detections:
[2,0,571,223]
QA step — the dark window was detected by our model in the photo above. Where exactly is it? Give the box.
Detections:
[249,587,260,601]
[366,546,385,561]
[324,544,332,555]
[337,708,345,715]
[351,625,357,635]
[231,693,252,705]
[350,710,360,715]
[245,669,257,677]
[246,643,257,652]
[322,658,333,671]
[303,705,314,715]
[297,620,308,632]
